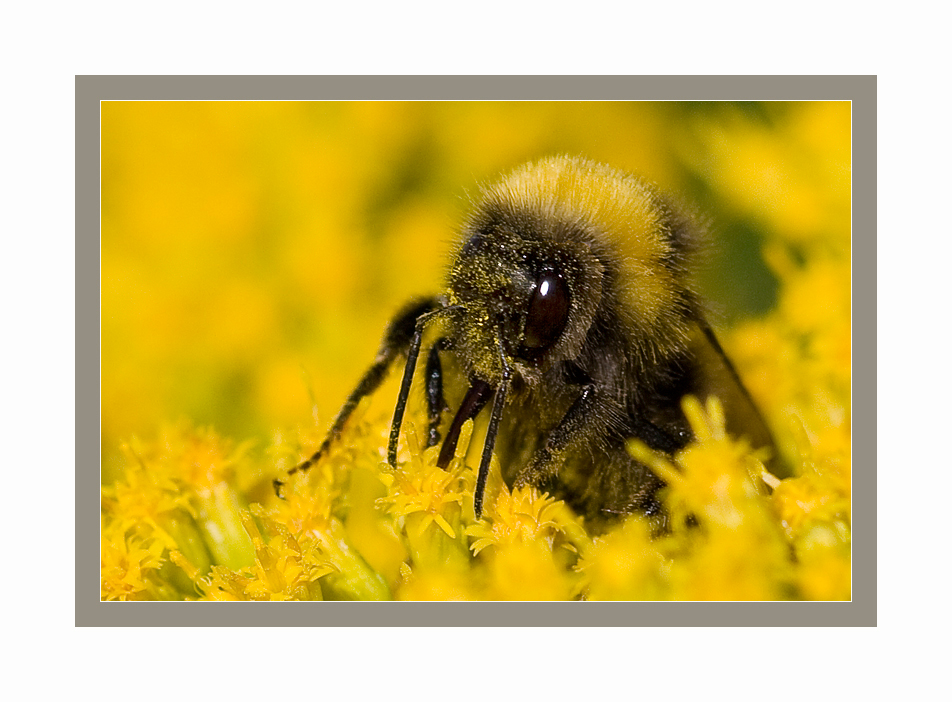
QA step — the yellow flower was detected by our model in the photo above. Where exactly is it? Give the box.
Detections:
[576,516,666,600]
[667,528,790,601]
[101,453,188,552]
[100,518,167,601]
[630,397,794,600]
[199,512,334,601]
[266,431,394,600]
[380,448,467,540]
[632,397,772,526]
[772,472,847,540]
[465,477,588,558]
[793,523,851,601]
[378,422,473,571]
[481,541,577,601]
[395,565,480,601]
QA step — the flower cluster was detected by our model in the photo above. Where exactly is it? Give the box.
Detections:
[102,385,849,601]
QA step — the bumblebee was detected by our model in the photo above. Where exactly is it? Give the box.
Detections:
[276,155,775,526]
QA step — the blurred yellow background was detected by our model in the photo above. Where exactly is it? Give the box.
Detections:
[101,101,851,483]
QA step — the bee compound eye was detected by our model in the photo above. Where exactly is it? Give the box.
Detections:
[522,270,571,351]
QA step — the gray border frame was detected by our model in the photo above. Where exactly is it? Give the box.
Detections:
[80,76,874,626]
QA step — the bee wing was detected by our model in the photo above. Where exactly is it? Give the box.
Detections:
[684,322,777,462]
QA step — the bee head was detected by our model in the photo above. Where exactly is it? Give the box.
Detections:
[446,206,604,387]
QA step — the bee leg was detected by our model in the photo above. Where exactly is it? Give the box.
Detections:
[388,304,461,467]
[435,378,493,469]
[274,297,442,498]
[473,367,511,519]
[424,337,452,448]
[512,362,602,491]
